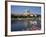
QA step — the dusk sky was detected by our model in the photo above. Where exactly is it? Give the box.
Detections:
[11,5,41,15]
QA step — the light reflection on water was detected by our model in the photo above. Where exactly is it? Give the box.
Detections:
[11,18,41,31]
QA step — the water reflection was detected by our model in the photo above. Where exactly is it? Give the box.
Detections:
[11,18,41,31]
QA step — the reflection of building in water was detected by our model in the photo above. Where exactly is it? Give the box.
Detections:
[24,20,28,28]
[29,21,37,25]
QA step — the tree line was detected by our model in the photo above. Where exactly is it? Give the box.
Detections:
[11,15,41,18]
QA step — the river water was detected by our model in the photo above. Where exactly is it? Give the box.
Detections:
[11,18,41,31]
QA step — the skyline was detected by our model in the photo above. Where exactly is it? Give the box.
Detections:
[11,5,41,15]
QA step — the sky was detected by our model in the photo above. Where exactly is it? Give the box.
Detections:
[11,5,41,15]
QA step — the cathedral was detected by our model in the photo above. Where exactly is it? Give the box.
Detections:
[23,9,33,17]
